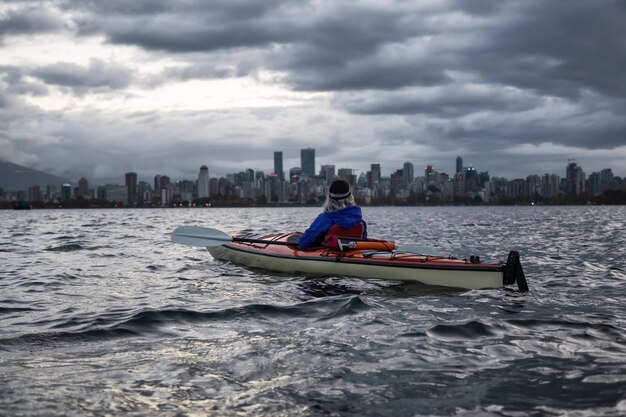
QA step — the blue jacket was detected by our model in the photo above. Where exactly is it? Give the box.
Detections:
[298,205,367,249]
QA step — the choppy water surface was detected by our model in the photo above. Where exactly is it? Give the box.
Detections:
[1,206,625,416]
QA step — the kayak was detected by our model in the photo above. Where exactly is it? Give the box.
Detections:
[207,232,528,291]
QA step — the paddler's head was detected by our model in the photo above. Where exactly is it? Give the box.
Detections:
[324,180,355,212]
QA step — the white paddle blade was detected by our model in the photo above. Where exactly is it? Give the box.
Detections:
[171,226,233,247]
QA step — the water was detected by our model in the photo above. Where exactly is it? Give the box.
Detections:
[1,206,625,416]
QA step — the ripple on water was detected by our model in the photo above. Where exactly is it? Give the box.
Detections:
[45,244,84,252]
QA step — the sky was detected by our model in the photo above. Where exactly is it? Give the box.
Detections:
[1,0,625,184]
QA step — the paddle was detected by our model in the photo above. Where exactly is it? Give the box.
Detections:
[171,226,445,256]
[171,226,295,248]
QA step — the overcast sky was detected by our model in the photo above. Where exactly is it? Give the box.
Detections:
[1,0,625,183]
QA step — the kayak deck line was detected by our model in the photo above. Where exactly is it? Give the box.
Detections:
[219,243,505,273]
[205,232,528,291]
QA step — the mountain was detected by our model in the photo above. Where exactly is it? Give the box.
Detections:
[0,160,69,192]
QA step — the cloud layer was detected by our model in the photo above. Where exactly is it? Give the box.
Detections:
[1,0,625,182]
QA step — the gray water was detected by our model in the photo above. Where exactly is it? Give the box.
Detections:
[1,206,625,416]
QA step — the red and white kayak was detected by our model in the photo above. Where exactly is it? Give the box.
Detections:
[206,232,528,291]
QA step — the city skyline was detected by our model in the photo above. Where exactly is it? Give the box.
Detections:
[1,2,625,183]
[2,151,622,191]
[2,149,623,208]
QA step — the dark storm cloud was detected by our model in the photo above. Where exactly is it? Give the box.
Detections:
[0,65,48,111]
[334,85,538,117]
[30,59,133,92]
[462,1,626,99]
[0,6,65,36]
[65,0,625,99]
[107,22,288,53]
[428,103,626,151]
[69,0,292,50]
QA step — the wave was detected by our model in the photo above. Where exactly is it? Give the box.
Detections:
[427,320,497,340]
[0,296,370,351]
[45,244,84,252]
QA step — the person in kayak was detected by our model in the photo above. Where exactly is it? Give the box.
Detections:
[298,179,367,250]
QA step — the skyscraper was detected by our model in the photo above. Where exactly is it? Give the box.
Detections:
[77,177,89,197]
[369,163,381,187]
[274,151,284,181]
[198,165,209,198]
[320,164,335,184]
[456,156,463,174]
[403,162,414,186]
[425,165,436,185]
[154,175,161,193]
[301,148,315,179]
[125,172,138,206]
[61,183,72,201]
[565,161,585,195]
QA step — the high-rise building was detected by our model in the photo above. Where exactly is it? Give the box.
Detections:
[198,165,209,199]
[301,148,315,179]
[274,151,284,181]
[338,168,356,187]
[289,167,302,183]
[588,172,601,197]
[154,175,161,193]
[565,161,585,195]
[368,163,381,187]
[320,165,335,184]
[465,166,479,192]
[424,165,436,185]
[46,184,59,202]
[159,176,170,191]
[61,183,72,201]
[456,156,463,174]
[137,181,152,204]
[77,177,89,197]
[28,185,42,202]
[125,172,138,205]
[600,168,613,194]
[403,162,414,186]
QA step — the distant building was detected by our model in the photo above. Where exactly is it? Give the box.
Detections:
[600,168,613,194]
[159,176,170,191]
[338,168,356,188]
[28,185,42,202]
[137,181,152,204]
[198,165,209,199]
[403,162,414,187]
[300,148,315,179]
[541,173,560,198]
[154,175,161,193]
[320,164,335,184]
[125,172,138,206]
[103,184,127,204]
[565,161,585,195]
[526,175,541,198]
[456,156,463,174]
[46,184,59,202]
[465,166,479,192]
[289,167,302,183]
[273,152,284,181]
[368,163,381,187]
[424,165,436,185]
[77,177,89,198]
[61,183,72,201]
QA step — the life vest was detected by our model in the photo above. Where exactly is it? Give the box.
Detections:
[326,223,365,239]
